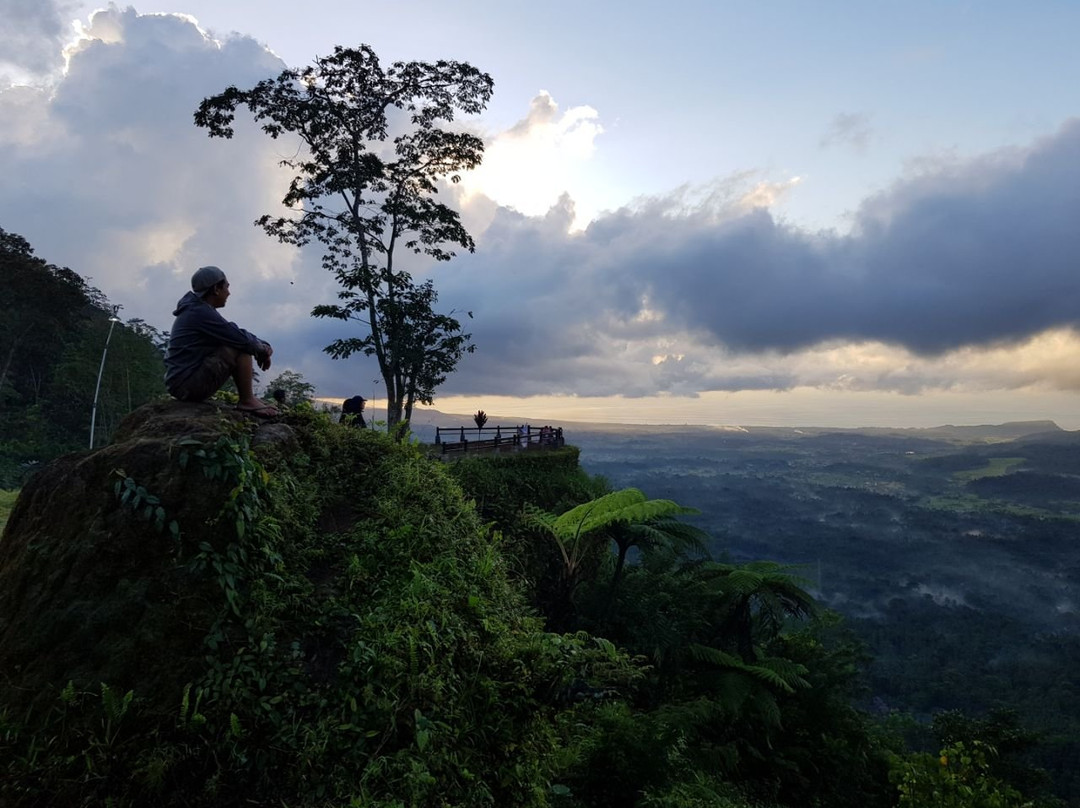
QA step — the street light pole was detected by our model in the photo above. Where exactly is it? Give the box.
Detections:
[372,378,380,431]
[89,312,122,449]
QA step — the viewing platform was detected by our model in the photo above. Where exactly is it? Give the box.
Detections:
[434,424,565,456]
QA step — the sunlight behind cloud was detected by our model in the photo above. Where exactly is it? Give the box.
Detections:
[71,8,124,46]
[738,176,802,210]
[462,91,603,229]
[696,330,1080,396]
[427,385,1080,430]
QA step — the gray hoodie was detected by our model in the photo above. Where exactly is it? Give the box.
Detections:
[164,291,268,393]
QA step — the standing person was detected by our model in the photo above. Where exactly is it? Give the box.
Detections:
[164,265,279,417]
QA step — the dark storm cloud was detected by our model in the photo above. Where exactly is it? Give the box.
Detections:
[653,122,1080,355]
[0,0,82,76]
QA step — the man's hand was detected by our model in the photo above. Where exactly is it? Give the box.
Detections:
[257,342,273,372]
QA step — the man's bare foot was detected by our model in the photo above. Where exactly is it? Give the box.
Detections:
[236,398,280,418]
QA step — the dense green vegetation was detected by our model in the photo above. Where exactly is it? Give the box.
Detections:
[1,403,1066,805]
[0,227,167,485]
[0,410,640,805]
[573,423,1079,806]
[952,457,1026,482]
[448,446,1061,807]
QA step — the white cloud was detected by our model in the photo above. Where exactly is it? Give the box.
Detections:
[0,0,78,77]
[461,90,603,228]
[738,176,802,211]
[0,6,316,331]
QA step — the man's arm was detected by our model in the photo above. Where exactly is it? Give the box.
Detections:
[195,306,269,358]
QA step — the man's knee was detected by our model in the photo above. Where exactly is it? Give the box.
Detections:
[174,346,243,401]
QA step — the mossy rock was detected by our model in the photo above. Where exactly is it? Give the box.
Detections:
[0,401,257,713]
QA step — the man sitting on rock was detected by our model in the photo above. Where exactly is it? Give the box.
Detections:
[165,265,279,418]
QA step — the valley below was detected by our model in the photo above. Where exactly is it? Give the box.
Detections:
[562,418,1080,796]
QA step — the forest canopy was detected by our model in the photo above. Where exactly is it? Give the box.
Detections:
[0,227,167,485]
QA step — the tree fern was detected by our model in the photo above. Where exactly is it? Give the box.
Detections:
[531,489,709,629]
[694,561,817,661]
[687,644,809,695]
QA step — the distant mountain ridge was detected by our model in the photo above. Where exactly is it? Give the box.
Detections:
[860,419,1062,441]
[414,410,1064,442]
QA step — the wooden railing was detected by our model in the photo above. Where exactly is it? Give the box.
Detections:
[435,424,565,455]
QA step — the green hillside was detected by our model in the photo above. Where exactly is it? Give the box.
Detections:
[0,404,1060,806]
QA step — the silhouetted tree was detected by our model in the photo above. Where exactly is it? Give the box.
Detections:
[195,45,492,430]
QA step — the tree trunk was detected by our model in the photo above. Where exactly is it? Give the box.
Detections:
[403,389,416,429]
[0,341,18,404]
[386,394,403,430]
[603,540,630,621]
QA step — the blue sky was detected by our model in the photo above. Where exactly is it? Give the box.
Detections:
[3,1,1080,426]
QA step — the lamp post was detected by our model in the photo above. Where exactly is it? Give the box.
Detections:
[89,312,122,449]
[372,378,380,430]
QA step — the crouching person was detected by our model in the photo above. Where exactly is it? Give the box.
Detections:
[164,265,279,418]
[339,395,367,428]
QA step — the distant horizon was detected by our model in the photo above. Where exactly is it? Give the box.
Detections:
[314,388,1080,432]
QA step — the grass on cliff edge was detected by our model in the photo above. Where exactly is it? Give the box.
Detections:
[0,489,17,532]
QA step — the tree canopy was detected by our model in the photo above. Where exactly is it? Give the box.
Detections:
[262,369,316,407]
[0,227,166,483]
[195,44,493,430]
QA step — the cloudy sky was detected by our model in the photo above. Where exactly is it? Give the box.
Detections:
[4,1,1080,427]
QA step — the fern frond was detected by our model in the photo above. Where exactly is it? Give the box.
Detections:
[551,488,646,537]
[686,644,744,669]
[753,655,811,692]
[687,644,802,693]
